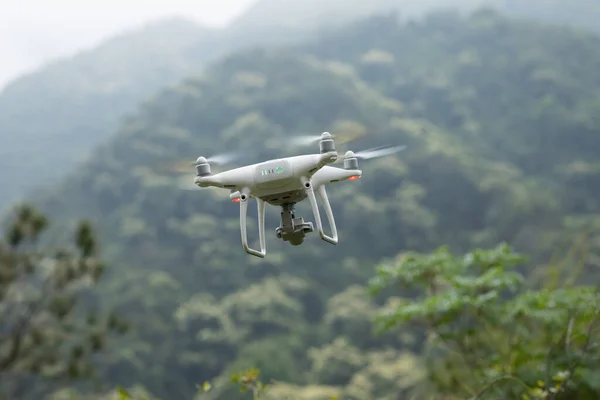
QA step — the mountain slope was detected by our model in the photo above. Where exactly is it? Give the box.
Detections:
[233,0,600,33]
[0,18,213,210]
[27,9,600,400]
[3,0,599,215]
[0,14,321,214]
[232,0,485,29]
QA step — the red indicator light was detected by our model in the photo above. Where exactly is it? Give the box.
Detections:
[347,175,360,181]
[232,198,240,203]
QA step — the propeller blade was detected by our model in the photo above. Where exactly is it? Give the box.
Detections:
[280,131,369,148]
[204,151,242,165]
[335,145,407,164]
[164,150,242,174]
[353,145,407,160]
[288,134,322,147]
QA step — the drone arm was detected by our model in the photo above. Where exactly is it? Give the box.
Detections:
[195,165,256,189]
[310,166,362,187]
[303,179,338,245]
[238,191,266,258]
[291,152,339,180]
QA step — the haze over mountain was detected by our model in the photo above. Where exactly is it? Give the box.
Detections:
[0,17,213,210]
[5,0,599,93]
[1,0,600,396]
[0,3,307,214]
[231,0,600,32]
[0,0,255,89]
[2,0,600,216]
[17,8,598,399]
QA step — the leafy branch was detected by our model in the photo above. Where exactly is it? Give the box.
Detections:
[368,243,600,399]
[0,204,128,397]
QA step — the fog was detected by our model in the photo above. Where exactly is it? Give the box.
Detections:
[1,0,255,89]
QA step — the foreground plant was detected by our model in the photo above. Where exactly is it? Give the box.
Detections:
[0,204,128,398]
[368,243,600,399]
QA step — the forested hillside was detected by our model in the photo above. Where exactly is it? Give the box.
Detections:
[231,0,600,33]
[0,18,210,210]
[0,12,312,213]
[3,7,595,400]
[2,0,600,216]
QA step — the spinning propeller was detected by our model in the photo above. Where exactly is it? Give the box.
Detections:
[337,145,407,162]
[152,151,243,192]
[197,151,242,165]
[190,150,243,167]
[263,130,369,151]
[283,132,407,164]
[286,131,368,147]
[165,150,243,174]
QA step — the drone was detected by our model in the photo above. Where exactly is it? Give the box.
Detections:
[191,132,405,258]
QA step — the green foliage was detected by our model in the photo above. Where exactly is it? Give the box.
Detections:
[232,0,600,35]
[0,19,214,212]
[3,0,600,214]
[230,368,270,398]
[10,6,600,400]
[0,204,127,398]
[50,385,158,400]
[369,244,600,399]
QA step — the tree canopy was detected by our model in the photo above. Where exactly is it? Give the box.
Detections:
[2,6,600,400]
[0,205,126,399]
[2,0,600,213]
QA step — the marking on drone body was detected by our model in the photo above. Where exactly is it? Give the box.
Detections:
[260,165,284,175]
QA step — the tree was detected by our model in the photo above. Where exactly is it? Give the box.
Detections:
[0,204,127,399]
[368,243,600,399]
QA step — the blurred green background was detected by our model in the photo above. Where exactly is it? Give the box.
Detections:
[1,1,599,399]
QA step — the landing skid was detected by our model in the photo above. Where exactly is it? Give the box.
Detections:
[237,184,339,258]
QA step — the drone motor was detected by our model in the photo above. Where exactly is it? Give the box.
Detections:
[319,132,336,154]
[343,151,359,170]
[195,156,211,177]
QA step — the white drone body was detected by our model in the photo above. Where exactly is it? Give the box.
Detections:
[194,132,401,258]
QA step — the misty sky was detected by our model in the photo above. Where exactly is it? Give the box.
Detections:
[1,0,256,90]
